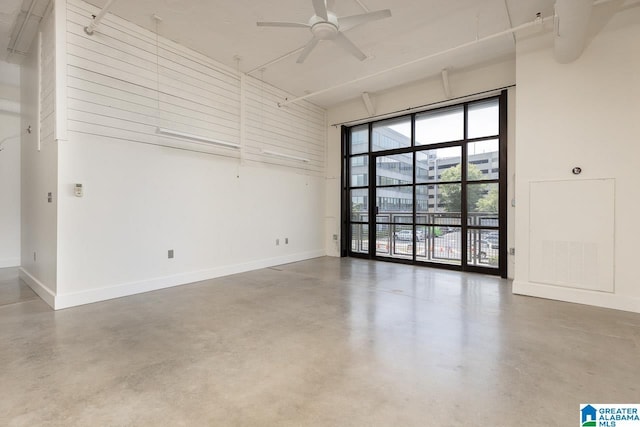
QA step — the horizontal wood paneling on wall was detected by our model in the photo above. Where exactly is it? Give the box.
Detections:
[40,6,57,147]
[67,0,326,173]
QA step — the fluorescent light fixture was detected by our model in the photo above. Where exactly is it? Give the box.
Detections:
[156,127,240,149]
[261,149,310,163]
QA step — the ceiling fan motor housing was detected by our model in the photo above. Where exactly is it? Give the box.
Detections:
[256,4,391,63]
[309,12,339,40]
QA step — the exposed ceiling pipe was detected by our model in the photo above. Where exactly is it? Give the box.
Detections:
[7,0,38,54]
[84,0,116,35]
[354,0,371,12]
[554,0,593,63]
[502,0,517,45]
[0,100,20,115]
[0,134,22,152]
[278,14,552,107]
[246,46,305,75]
[278,0,622,107]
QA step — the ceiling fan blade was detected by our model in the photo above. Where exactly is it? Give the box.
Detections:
[312,0,328,20]
[333,32,367,61]
[338,9,392,31]
[296,38,320,63]
[326,0,336,12]
[257,21,311,28]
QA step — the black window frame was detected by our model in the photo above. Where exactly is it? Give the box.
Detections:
[341,91,508,278]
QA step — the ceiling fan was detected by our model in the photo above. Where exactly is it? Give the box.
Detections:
[257,0,392,63]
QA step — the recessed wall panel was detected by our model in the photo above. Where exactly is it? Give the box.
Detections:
[529,179,614,292]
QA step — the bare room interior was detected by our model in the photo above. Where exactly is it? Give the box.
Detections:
[1,0,639,425]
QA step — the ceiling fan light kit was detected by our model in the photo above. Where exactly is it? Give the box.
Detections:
[311,21,338,40]
[257,0,391,63]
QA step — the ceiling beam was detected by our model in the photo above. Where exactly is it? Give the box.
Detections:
[441,69,451,99]
[361,92,375,116]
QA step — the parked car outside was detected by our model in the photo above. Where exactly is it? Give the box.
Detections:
[469,239,492,258]
[394,230,424,241]
[484,232,499,249]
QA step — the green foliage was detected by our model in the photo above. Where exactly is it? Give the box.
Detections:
[476,187,498,213]
[438,164,498,213]
[438,164,485,212]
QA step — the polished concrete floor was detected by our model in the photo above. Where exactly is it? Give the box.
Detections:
[0,267,38,308]
[1,257,639,426]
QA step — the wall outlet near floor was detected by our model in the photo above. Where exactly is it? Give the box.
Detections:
[168,249,174,259]
[276,239,280,246]
[509,248,515,255]
[333,234,338,241]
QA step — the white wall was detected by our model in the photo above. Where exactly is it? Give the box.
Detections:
[326,58,517,278]
[513,8,640,313]
[19,5,59,306]
[47,0,327,309]
[57,138,325,307]
[0,60,21,268]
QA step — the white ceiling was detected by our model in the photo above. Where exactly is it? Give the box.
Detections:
[1,0,51,62]
[0,0,24,55]
[3,0,559,106]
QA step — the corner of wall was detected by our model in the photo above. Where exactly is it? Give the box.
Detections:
[20,3,59,298]
[513,8,640,313]
[0,60,21,268]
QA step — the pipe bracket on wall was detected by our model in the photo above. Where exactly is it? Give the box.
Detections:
[84,0,117,35]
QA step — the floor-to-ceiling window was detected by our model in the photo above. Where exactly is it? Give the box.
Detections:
[343,92,507,277]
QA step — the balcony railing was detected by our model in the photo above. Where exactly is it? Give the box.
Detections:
[351,211,499,267]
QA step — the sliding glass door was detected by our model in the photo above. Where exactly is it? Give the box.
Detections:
[344,92,507,277]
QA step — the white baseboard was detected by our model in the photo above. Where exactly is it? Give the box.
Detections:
[0,257,20,269]
[54,250,326,310]
[513,280,640,314]
[19,268,56,309]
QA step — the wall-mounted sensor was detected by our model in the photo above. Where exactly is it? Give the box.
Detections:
[572,167,582,175]
[75,183,83,197]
